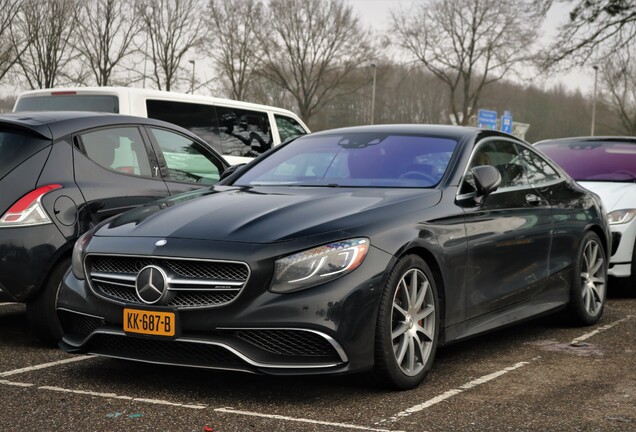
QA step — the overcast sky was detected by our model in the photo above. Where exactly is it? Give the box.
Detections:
[348,0,596,94]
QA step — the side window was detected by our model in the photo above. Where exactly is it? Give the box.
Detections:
[148,128,222,185]
[146,99,222,154]
[216,106,272,157]
[518,147,561,186]
[79,127,152,177]
[461,140,528,194]
[275,115,307,143]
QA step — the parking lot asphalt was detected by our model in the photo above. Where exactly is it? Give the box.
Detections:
[0,286,634,432]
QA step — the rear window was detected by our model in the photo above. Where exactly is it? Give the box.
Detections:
[536,140,636,182]
[0,129,51,180]
[14,95,119,113]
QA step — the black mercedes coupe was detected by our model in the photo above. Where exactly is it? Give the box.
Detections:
[58,125,610,389]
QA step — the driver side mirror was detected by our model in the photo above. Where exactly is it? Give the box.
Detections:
[472,165,501,197]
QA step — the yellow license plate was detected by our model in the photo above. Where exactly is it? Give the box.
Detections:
[123,308,175,337]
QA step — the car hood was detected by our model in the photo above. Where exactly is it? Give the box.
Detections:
[579,181,636,212]
[95,186,442,243]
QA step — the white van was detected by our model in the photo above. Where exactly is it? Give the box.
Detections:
[14,87,310,164]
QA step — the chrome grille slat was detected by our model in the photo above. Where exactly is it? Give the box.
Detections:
[86,254,250,309]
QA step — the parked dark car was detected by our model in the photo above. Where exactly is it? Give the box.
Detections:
[58,125,609,389]
[0,111,228,345]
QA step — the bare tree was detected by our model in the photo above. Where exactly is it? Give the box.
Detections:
[14,0,80,89]
[0,0,27,84]
[601,51,636,134]
[543,0,636,68]
[257,0,373,123]
[137,0,207,92]
[74,0,141,86]
[393,0,544,125]
[205,0,264,100]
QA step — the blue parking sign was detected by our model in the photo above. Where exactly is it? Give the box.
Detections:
[501,111,513,134]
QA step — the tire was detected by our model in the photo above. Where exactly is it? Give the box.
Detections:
[373,255,440,390]
[568,232,607,326]
[26,258,70,347]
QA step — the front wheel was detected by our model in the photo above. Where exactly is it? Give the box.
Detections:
[568,232,607,325]
[374,255,440,390]
[26,258,70,346]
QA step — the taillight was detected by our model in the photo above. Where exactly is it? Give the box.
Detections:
[0,184,62,227]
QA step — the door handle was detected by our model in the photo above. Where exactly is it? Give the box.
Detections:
[526,193,542,205]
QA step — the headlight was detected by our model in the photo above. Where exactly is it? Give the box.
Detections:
[607,209,636,225]
[71,230,94,280]
[271,238,370,293]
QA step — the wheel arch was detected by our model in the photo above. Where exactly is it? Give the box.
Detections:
[586,224,609,259]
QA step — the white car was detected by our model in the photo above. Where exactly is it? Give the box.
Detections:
[536,137,636,287]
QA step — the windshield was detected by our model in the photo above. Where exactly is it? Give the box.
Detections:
[0,128,51,180]
[536,140,636,182]
[234,133,458,188]
[14,95,119,113]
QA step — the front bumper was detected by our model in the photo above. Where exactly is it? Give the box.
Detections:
[57,241,392,375]
[608,220,636,278]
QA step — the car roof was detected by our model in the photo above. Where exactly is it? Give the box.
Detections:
[535,136,636,146]
[0,111,194,140]
[307,123,511,142]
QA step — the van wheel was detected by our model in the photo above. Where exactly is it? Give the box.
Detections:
[569,232,607,325]
[373,255,440,390]
[26,258,70,347]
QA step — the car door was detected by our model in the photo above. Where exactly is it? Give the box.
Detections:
[459,138,553,319]
[74,126,170,224]
[144,126,226,195]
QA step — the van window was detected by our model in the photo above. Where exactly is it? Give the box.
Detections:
[0,129,50,180]
[148,128,223,185]
[146,99,222,153]
[275,114,307,142]
[78,127,152,177]
[15,95,119,113]
[216,106,272,158]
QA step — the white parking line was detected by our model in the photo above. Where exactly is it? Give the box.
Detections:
[571,315,634,345]
[0,379,34,388]
[377,359,537,424]
[0,302,15,307]
[215,408,402,432]
[0,355,94,378]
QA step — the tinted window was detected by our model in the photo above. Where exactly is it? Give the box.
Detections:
[79,127,152,177]
[0,129,50,180]
[216,106,272,157]
[15,95,119,113]
[146,99,222,153]
[519,147,560,186]
[461,140,527,194]
[536,140,636,182]
[149,128,222,185]
[275,114,307,142]
[235,133,458,188]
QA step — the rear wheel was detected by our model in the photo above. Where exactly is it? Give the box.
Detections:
[569,232,607,325]
[26,258,70,346]
[374,255,440,390]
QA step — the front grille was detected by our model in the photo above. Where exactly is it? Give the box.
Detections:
[85,333,246,369]
[59,310,105,338]
[86,254,250,309]
[235,329,339,358]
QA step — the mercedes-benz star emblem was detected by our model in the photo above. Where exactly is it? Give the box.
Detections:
[135,265,169,304]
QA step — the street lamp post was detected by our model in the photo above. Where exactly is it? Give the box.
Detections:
[370,63,377,125]
[591,65,599,136]
[189,60,196,94]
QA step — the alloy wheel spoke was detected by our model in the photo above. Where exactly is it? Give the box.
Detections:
[409,271,418,308]
[392,322,408,340]
[590,257,604,275]
[415,323,434,342]
[414,280,429,311]
[589,243,598,268]
[393,303,408,319]
[584,287,592,312]
[395,335,408,364]
[407,336,415,372]
[416,305,434,321]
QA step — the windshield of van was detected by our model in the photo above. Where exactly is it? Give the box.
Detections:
[0,129,51,180]
[536,140,636,182]
[14,95,119,113]
[234,133,458,188]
